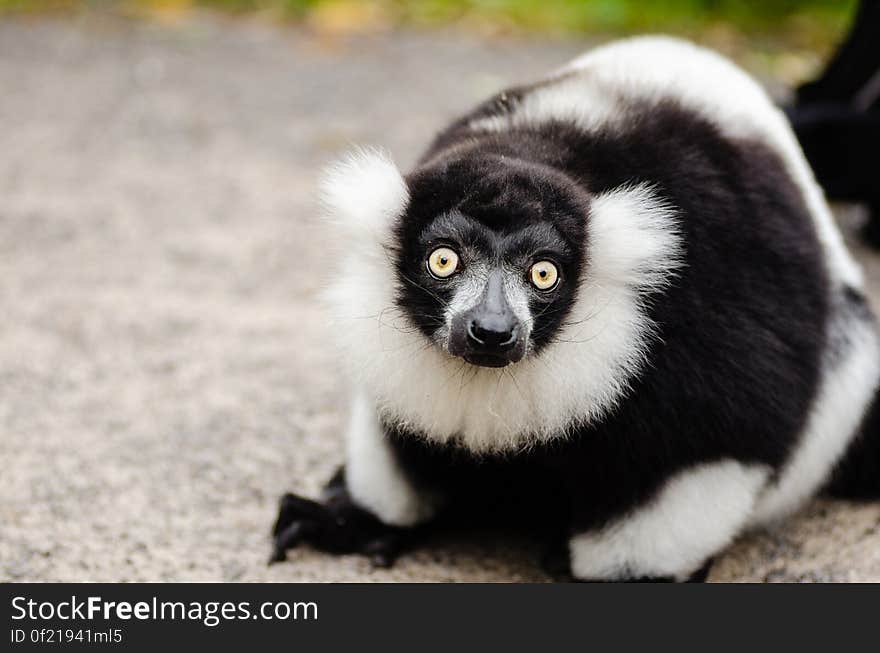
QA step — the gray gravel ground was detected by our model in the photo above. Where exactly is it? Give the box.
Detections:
[1,15,879,582]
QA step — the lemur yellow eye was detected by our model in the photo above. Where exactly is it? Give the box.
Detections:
[427,247,459,279]
[530,261,559,291]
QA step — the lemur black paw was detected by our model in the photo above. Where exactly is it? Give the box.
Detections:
[269,471,407,568]
[540,540,574,581]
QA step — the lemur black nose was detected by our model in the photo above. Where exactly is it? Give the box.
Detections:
[467,318,518,351]
[451,269,526,368]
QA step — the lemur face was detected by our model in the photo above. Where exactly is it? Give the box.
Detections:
[395,155,588,368]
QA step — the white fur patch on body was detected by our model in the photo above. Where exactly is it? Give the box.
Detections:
[344,393,438,527]
[324,177,682,453]
[750,305,880,525]
[470,36,862,290]
[569,461,769,581]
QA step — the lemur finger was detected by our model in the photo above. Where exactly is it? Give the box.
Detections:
[321,467,347,503]
[268,521,314,564]
[272,492,327,536]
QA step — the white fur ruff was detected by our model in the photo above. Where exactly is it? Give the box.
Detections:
[324,175,682,453]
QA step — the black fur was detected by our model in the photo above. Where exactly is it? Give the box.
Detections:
[825,291,880,500]
[383,96,828,531]
[828,397,880,500]
[788,0,880,245]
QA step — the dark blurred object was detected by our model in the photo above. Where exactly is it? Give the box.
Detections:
[788,0,880,246]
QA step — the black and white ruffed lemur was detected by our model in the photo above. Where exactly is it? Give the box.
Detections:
[271,37,880,581]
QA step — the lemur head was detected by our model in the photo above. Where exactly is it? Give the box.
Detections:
[398,153,588,367]
[323,148,588,369]
[322,147,681,447]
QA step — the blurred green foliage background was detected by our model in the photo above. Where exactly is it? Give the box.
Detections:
[0,0,859,86]
[0,0,857,41]
[0,1,858,95]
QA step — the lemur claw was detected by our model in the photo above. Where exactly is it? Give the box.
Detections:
[269,481,407,567]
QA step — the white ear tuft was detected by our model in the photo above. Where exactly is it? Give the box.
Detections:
[320,147,408,244]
